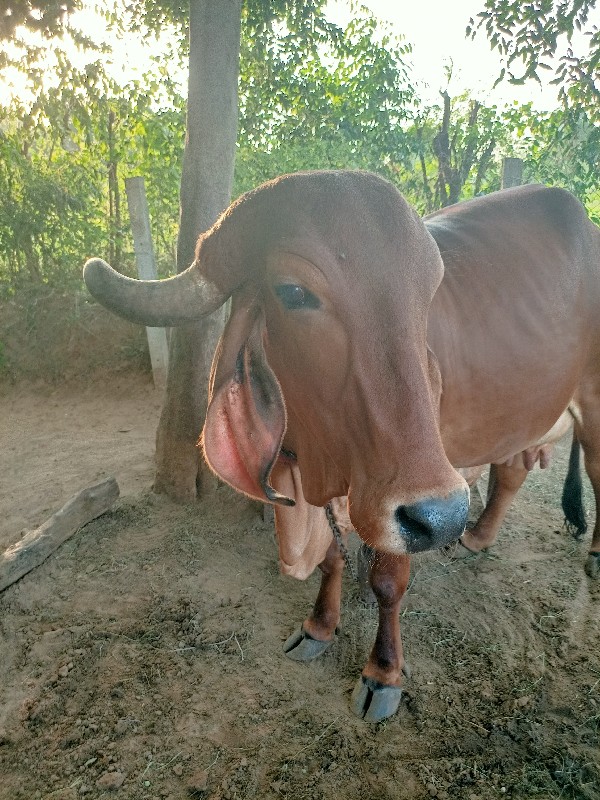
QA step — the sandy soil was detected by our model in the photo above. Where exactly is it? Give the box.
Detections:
[0,374,599,800]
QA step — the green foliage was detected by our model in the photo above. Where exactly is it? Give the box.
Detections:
[123,1,332,42]
[0,114,102,293]
[505,102,600,220]
[0,1,81,41]
[0,71,184,296]
[392,94,514,213]
[1,0,598,303]
[130,1,416,192]
[0,1,101,78]
[235,3,415,192]
[0,0,419,297]
[469,0,600,114]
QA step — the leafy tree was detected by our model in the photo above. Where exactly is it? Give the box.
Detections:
[0,67,185,296]
[0,118,104,292]
[235,7,414,193]
[397,91,511,212]
[0,1,80,42]
[0,0,101,94]
[464,0,600,215]
[505,102,600,221]
[469,0,600,112]
[431,90,502,206]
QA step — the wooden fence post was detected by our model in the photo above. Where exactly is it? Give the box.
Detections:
[501,157,523,189]
[125,176,169,391]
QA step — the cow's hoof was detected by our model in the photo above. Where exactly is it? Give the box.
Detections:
[350,676,402,722]
[585,552,600,579]
[282,627,335,661]
[443,538,481,560]
[442,538,491,561]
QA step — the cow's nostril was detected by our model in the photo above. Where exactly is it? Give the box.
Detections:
[395,507,429,541]
[395,488,469,553]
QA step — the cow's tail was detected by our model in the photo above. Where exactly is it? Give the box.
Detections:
[561,430,587,539]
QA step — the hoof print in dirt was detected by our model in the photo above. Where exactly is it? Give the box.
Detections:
[585,552,600,579]
[282,627,335,661]
[351,675,402,722]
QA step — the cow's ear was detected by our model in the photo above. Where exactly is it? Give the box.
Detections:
[201,305,293,506]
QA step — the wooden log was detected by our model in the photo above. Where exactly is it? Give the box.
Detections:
[0,477,120,592]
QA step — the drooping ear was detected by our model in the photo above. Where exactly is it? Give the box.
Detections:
[201,300,293,506]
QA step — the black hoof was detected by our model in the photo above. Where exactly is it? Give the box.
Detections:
[443,538,482,560]
[282,627,335,661]
[350,676,402,722]
[585,552,600,579]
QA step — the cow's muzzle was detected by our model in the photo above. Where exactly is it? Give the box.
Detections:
[395,488,469,553]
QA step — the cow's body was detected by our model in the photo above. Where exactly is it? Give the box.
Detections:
[426,188,597,467]
[457,409,573,557]
[84,172,600,722]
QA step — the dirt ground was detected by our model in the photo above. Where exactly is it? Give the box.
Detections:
[0,372,599,800]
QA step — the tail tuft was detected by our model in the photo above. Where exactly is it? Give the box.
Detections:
[561,433,587,539]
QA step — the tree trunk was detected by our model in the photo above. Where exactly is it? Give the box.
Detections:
[153,0,242,502]
[107,109,122,270]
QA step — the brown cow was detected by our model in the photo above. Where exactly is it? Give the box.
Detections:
[84,173,600,722]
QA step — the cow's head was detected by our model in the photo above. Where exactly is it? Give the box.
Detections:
[84,170,468,554]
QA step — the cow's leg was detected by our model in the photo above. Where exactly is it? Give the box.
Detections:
[459,461,529,553]
[351,550,410,722]
[574,386,600,578]
[283,535,345,661]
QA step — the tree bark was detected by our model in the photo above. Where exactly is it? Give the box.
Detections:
[154,0,242,502]
[107,109,122,270]
[433,91,453,207]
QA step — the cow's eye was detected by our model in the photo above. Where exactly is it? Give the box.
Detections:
[274,284,320,310]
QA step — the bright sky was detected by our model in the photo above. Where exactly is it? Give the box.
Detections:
[344,0,562,109]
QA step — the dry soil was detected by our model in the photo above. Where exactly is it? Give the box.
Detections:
[0,373,599,800]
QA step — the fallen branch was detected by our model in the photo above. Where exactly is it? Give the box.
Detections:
[0,477,120,592]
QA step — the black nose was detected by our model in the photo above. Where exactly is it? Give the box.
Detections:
[395,488,469,553]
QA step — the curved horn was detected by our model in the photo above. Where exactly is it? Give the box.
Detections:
[83,258,228,327]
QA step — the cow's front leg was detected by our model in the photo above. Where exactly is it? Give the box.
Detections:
[351,549,410,722]
[283,535,345,661]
